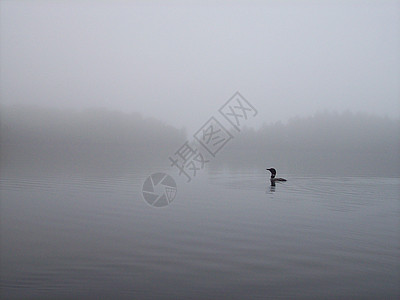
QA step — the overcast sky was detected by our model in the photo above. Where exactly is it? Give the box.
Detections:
[1,0,399,131]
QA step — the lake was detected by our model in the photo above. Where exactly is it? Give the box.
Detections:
[1,167,399,299]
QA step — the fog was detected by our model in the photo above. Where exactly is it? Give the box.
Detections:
[0,105,186,174]
[1,1,399,133]
[2,3,400,298]
[215,112,400,176]
[1,105,398,177]
[1,1,399,175]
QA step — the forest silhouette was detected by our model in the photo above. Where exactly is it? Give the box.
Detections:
[1,105,398,176]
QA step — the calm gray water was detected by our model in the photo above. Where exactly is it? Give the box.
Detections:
[1,168,399,299]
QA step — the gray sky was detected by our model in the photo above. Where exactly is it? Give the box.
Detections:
[1,0,399,131]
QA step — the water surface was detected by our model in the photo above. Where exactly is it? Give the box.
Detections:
[1,169,399,299]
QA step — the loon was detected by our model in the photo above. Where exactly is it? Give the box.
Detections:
[266,168,287,185]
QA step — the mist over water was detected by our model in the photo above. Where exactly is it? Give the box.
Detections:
[1,160,399,299]
[1,105,399,177]
[1,106,399,298]
[1,1,400,299]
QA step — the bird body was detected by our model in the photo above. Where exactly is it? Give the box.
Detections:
[266,168,286,185]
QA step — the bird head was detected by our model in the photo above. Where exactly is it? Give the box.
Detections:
[266,168,276,177]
